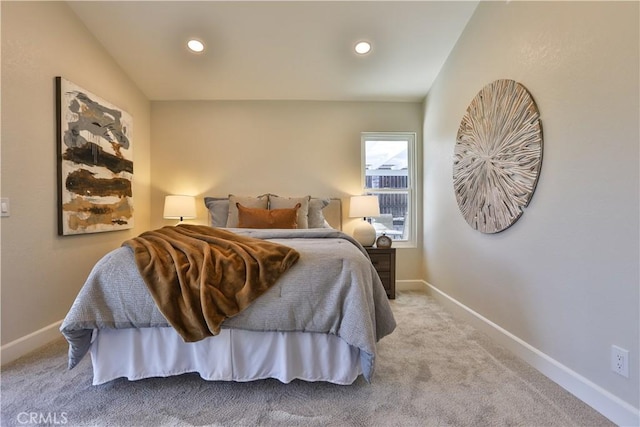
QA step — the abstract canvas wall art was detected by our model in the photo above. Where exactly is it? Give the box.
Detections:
[56,77,134,235]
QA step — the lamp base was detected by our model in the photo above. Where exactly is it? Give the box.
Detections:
[352,220,376,246]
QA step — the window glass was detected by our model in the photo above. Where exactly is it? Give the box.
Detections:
[362,133,416,245]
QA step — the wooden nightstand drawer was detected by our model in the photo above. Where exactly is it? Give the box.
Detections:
[377,272,391,286]
[368,253,391,272]
[365,247,396,299]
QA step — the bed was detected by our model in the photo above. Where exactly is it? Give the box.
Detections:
[60,195,396,386]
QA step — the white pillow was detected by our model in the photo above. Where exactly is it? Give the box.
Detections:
[308,197,330,228]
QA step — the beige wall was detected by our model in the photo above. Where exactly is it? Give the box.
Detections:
[1,2,151,345]
[150,100,423,279]
[423,0,639,409]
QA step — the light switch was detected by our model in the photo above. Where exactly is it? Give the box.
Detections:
[1,198,9,217]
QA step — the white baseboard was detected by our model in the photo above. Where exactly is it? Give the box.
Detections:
[396,279,428,293]
[1,320,62,366]
[421,280,639,427]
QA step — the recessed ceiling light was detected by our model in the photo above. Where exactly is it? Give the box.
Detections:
[354,41,371,55]
[187,39,205,53]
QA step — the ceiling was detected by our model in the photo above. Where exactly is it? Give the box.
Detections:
[67,1,479,102]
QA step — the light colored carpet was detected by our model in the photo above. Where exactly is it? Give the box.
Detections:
[1,291,613,426]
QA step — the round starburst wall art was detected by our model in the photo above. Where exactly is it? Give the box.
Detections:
[453,79,543,234]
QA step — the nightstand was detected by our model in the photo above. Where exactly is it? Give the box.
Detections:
[365,247,396,299]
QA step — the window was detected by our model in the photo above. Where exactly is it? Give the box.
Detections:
[361,132,417,247]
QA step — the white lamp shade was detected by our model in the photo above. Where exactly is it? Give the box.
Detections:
[349,195,380,218]
[163,195,197,220]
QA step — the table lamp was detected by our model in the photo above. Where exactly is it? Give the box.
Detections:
[163,195,197,223]
[349,195,380,246]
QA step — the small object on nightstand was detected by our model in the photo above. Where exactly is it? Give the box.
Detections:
[375,233,392,248]
[365,247,396,299]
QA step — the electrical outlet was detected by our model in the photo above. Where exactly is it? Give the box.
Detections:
[611,345,629,378]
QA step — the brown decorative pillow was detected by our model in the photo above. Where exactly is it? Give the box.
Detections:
[226,194,269,227]
[268,195,310,228]
[236,203,301,229]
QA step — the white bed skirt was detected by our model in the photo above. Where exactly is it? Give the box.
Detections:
[90,327,362,386]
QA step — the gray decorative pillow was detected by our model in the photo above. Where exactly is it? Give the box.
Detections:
[308,197,330,228]
[268,195,310,229]
[204,197,229,227]
[227,194,268,227]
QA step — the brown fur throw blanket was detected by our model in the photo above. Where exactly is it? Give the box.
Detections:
[123,224,300,342]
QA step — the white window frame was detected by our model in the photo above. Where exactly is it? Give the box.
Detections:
[361,132,417,248]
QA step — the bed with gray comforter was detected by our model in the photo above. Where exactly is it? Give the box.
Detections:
[60,227,396,383]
